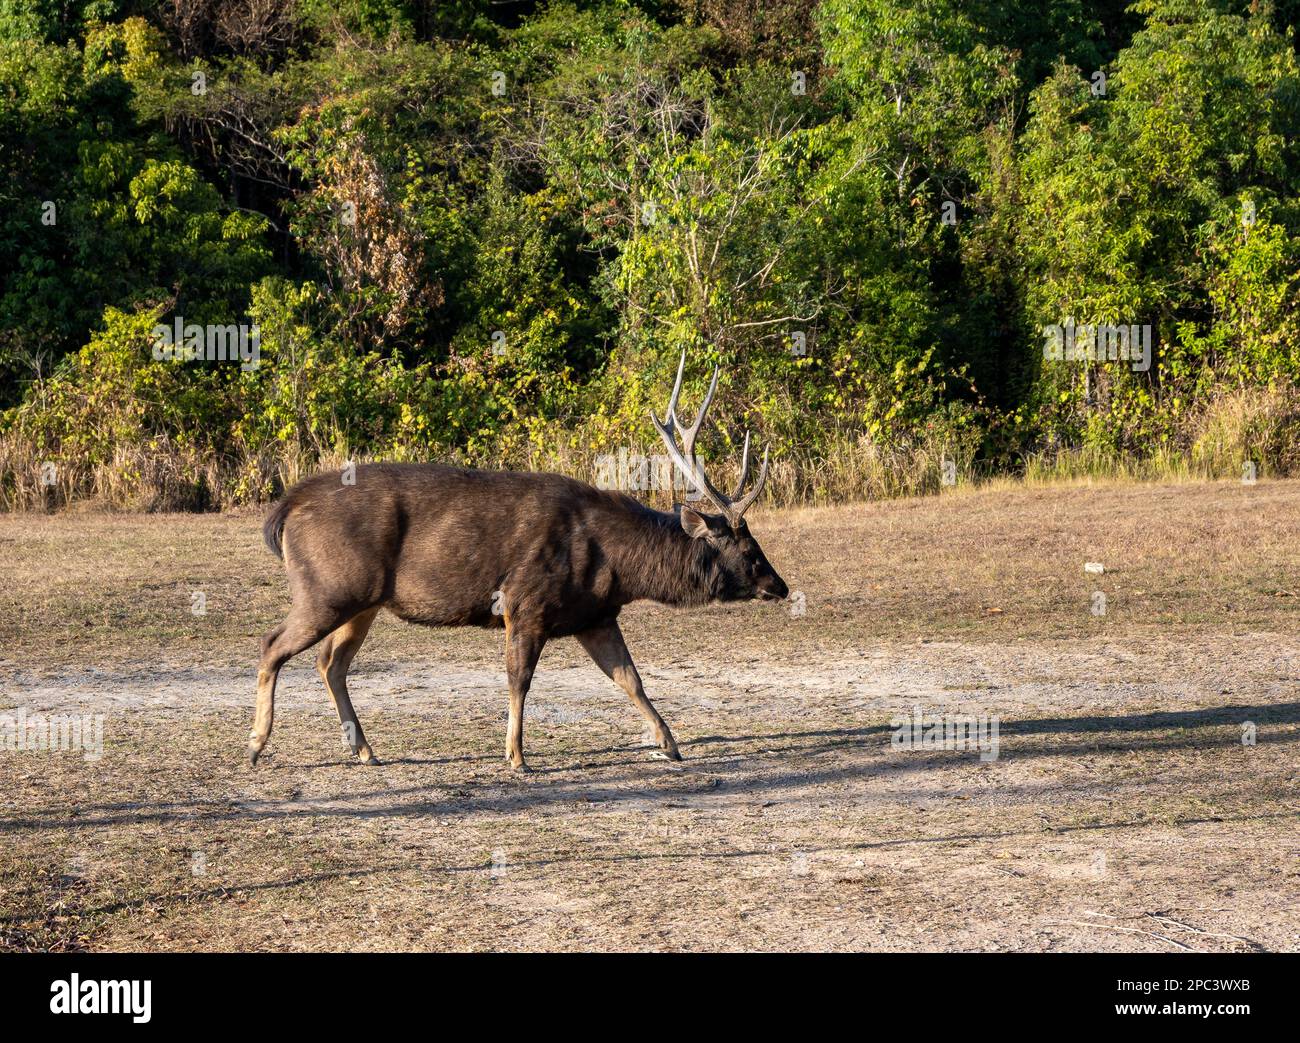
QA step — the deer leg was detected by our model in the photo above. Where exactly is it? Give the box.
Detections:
[316,607,382,765]
[576,622,681,761]
[504,622,544,772]
[249,607,346,766]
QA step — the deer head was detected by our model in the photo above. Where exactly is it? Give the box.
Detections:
[651,351,789,603]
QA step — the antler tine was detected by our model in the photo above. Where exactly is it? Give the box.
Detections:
[731,430,752,500]
[649,412,696,499]
[678,364,719,455]
[729,443,770,521]
[682,365,738,514]
[650,354,708,505]
[663,349,687,426]
[650,352,731,518]
[650,351,766,525]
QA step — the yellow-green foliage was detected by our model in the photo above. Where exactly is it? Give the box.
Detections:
[6,2,1300,511]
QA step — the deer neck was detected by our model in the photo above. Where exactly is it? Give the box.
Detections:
[612,504,718,607]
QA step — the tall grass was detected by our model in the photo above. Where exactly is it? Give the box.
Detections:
[4,387,1298,512]
[1023,387,1300,485]
[0,428,967,512]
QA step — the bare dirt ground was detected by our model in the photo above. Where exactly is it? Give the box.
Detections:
[1,478,1298,951]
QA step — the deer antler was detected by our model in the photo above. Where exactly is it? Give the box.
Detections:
[649,351,770,527]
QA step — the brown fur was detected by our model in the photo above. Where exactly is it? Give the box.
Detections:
[250,462,787,769]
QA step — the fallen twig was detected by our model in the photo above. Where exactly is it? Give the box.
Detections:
[1043,919,1197,951]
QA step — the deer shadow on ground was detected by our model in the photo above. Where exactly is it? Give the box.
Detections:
[3,700,1296,835]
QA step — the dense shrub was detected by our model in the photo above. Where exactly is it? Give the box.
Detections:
[4,1,1300,510]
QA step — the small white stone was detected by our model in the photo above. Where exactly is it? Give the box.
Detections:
[1084,562,1105,574]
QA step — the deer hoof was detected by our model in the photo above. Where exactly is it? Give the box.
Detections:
[246,744,264,767]
[357,750,382,766]
[657,737,683,761]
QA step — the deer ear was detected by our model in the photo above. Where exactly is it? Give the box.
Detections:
[680,506,712,540]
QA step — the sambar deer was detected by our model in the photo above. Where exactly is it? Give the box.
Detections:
[250,352,788,770]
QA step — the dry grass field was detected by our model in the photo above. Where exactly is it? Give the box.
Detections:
[1,477,1298,951]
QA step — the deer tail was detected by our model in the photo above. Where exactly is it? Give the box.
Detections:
[262,496,294,559]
